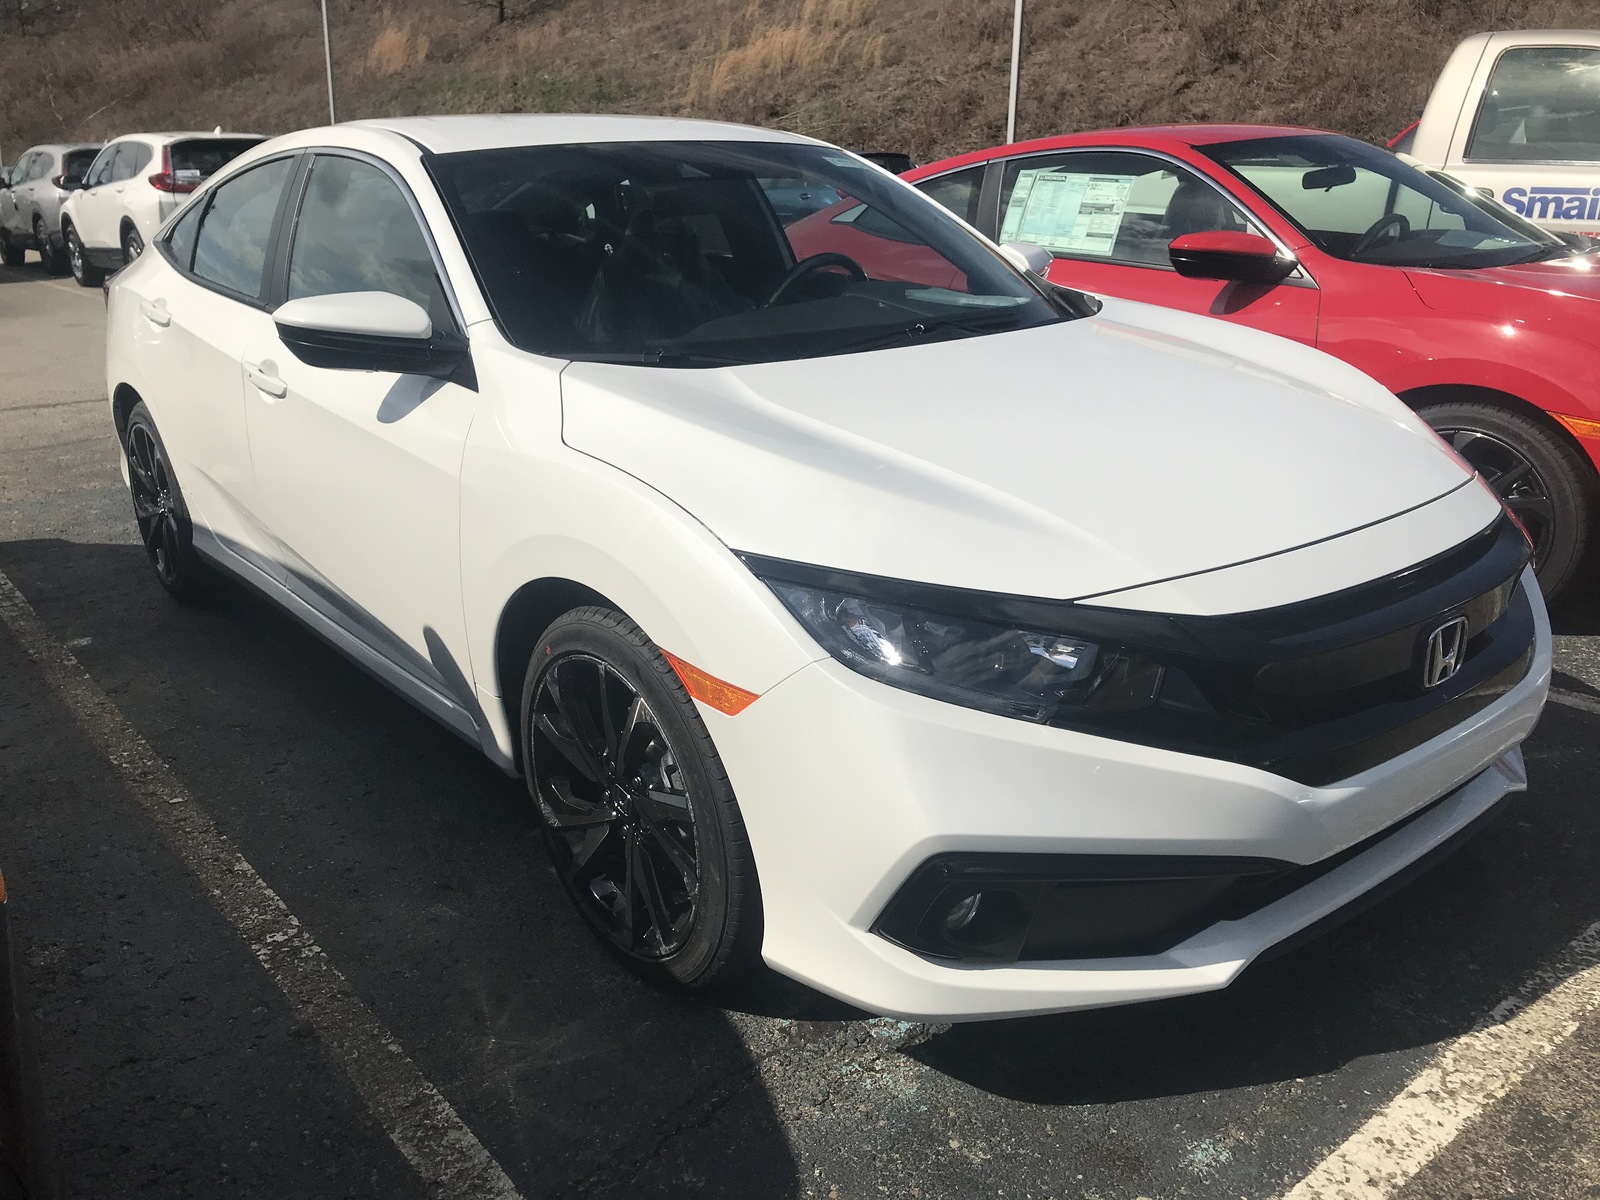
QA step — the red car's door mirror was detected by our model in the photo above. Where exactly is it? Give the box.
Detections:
[1169,231,1296,285]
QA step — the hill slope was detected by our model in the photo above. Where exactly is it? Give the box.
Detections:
[2,0,1596,163]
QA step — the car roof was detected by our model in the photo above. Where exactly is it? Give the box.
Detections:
[1472,28,1600,50]
[21,143,101,155]
[342,113,823,154]
[906,123,1345,178]
[109,131,265,146]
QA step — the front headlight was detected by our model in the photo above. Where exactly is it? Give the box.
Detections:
[766,580,1164,723]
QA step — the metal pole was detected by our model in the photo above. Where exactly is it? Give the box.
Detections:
[320,0,338,124]
[1005,0,1024,143]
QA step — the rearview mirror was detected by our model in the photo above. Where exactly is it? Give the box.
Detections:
[999,240,1053,275]
[1168,231,1296,285]
[273,291,469,379]
[1301,164,1356,191]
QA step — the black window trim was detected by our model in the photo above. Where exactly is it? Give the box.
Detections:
[273,146,469,337]
[1462,42,1600,166]
[158,150,306,312]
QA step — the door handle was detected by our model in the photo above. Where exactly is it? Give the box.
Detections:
[139,300,170,327]
[245,361,287,399]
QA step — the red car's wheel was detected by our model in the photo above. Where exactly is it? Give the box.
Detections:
[1421,401,1594,601]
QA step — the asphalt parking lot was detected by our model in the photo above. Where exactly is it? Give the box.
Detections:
[3,255,1600,1200]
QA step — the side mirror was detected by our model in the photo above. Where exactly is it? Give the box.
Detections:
[273,291,468,379]
[999,240,1053,275]
[1169,231,1296,285]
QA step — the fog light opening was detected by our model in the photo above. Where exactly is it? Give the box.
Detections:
[940,888,1030,948]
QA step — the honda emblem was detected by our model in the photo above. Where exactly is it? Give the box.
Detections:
[1422,616,1470,689]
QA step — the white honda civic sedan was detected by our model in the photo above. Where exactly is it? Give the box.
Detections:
[104,115,1550,1021]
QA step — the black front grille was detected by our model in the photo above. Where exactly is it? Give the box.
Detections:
[1049,513,1535,785]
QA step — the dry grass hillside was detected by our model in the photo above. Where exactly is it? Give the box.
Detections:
[2,0,1599,163]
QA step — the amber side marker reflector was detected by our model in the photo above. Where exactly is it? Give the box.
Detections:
[1553,412,1600,441]
[661,651,760,716]
[0,869,8,905]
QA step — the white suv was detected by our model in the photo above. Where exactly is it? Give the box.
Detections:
[60,131,262,286]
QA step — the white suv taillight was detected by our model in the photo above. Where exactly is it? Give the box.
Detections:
[147,146,196,194]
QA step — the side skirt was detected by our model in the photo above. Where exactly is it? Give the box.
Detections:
[190,527,516,774]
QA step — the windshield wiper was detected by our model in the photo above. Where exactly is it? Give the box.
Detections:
[827,311,1026,357]
[570,349,751,367]
[1510,242,1584,265]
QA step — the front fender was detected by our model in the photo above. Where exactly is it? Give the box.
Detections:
[459,335,826,765]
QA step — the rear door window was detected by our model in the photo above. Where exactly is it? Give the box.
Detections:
[190,157,294,299]
[170,139,266,187]
[111,143,152,182]
[164,200,204,272]
[1467,45,1600,163]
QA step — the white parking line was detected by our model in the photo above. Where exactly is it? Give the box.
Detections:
[0,569,523,1199]
[1281,920,1600,1198]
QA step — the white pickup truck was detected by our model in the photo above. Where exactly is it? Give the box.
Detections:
[1393,30,1600,235]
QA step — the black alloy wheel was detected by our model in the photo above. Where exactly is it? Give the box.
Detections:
[121,224,143,265]
[521,608,761,987]
[123,402,208,600]
[1421,399,1593,601]
[65,225,103,288]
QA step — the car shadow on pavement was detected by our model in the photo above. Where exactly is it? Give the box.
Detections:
[0,537,800,1199]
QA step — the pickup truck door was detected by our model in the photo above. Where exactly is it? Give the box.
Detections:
[1440,40,1600,236]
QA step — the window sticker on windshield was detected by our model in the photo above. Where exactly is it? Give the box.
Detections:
[1000,169,1136,256]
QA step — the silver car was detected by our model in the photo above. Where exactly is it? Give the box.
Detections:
[0,143,102,273]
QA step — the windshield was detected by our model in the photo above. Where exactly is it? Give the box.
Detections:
[1202,134,1567,269]
[428,140,1068,367]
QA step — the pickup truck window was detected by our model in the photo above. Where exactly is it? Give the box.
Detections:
[1467,46,1600,164]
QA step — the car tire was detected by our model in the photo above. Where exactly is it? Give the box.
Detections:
[64,224,104,288]
[0,232,20,267]
[520,606,763,989]
[121,223,143,265]
[1418,399,1594,601]
[123,402,212,602]
[34,218,65,275]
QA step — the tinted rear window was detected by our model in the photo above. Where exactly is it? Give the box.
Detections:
[62,149,99,176]
[170,138,265,181]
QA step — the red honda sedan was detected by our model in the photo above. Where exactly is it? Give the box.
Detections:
[895,125,1600,599]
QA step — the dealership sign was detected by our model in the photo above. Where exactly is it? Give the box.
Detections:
[1502,185,1600,222]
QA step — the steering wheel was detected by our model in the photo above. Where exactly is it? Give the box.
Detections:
[1351,212,1410,258]
[764,252,868,307]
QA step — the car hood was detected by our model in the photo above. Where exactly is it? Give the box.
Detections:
[559,299,1474,604]
[1406,252,1600,335]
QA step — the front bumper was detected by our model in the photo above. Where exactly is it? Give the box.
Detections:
[709,567,1551,1021]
